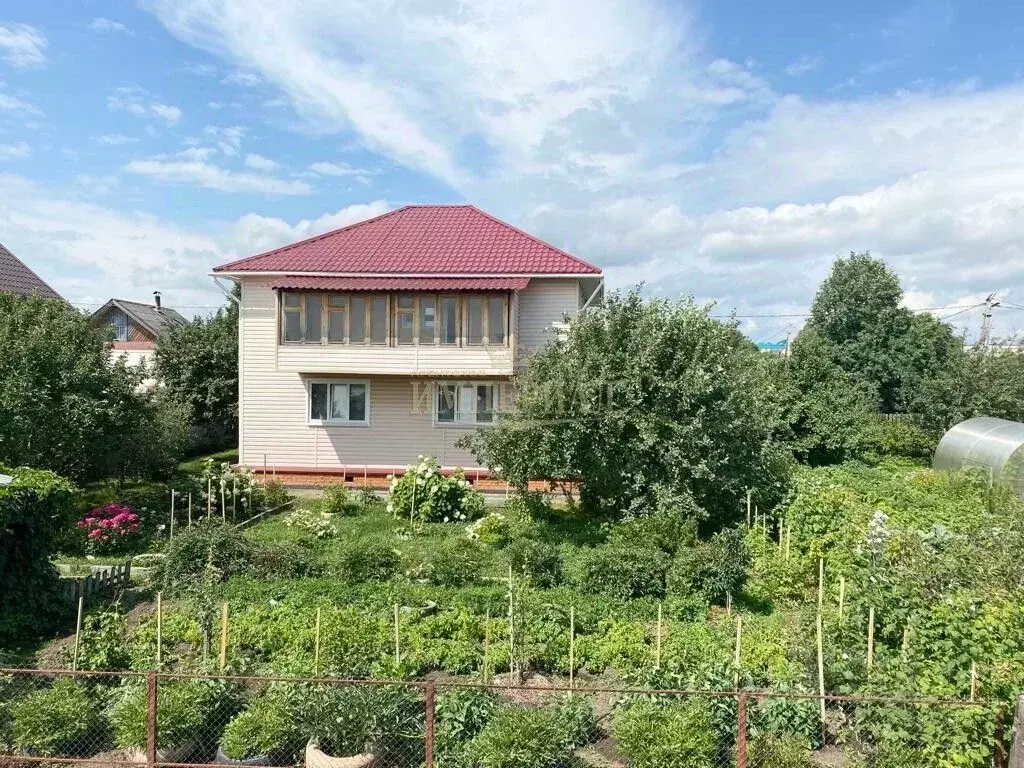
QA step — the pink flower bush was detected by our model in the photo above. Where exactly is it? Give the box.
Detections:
[77,504,141,548]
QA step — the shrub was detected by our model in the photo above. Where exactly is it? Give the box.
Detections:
[11,678,103,756]
[76,503,142,554]
[75,610,132,671]
[466,508,535,547]
[429,538,486,587]
[250,540,324,579]
[220,687,303,762]
[470,706,573,768]
[612,698,717,768]
[667,527,750,604]
[564,542,669,599]
[748,734,815,768]
[556,694,598,749]
[611,496,700,556]
[858,418,937,462]
[321,484,362,516]
[507,538,561,587]
[160,519,255,593]
[336,540,403,582]
[436,688,500,748]
[284,508,338,539]
[387,456,485,524]
[110,679,235,750]
[261,479,292,510]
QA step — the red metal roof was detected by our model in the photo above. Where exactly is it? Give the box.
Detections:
[214,205,601,275]
[270,276,530,292]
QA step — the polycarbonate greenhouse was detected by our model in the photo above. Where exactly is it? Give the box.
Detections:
[932,416,1024,494]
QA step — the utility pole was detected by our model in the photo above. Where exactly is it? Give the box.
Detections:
[980,293,1001,348]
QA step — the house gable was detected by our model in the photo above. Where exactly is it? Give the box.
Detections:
[0,243,62,300]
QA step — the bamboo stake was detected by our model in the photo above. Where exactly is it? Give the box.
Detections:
[726,591,733,616]
[156,592,163,669]
[785,525,791,561]
[410,478,417,525]
[569,606,576,689]
[507,565,515,683]
[221,483,227,522]
[314,607,322,675]
[746,489,752,528]
[483,609,491,684]
[817,557,825,613]
[72,595,84,673]
[219,602,229,672]
[169,490,175,541]
[867,606,875,672]
[816,612,826,720]
[394,603,401,666]
[232,479,237,521]
[733,615,742,689]
[778,521,783,551]
[970,662,978,702]
[188,492,193,529]
[838,577,846,620]
[207,476,212,516]
[655,604,663,669]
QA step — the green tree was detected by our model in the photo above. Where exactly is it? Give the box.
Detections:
[465,290,791,522]
[155,292,238,451]
[0,293,172,482]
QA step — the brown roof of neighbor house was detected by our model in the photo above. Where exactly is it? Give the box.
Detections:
[0,243,63,300]
[90,299,189,338]
[214,204,603,276]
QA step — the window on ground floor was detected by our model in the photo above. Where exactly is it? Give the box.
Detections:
[435,382,498,425]
[308,380,369,425]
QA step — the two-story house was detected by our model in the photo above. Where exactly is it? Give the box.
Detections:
[213,204,603,480]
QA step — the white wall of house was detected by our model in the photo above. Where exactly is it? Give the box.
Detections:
[238,276,582,471]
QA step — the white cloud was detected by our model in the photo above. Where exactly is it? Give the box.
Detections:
[0,23,46,68]
[308,161,368,177]
[231,201,390,255]
[203,124,245,155]
[244,153,278,171]
[95,133,139,146]
[124,158,313,195]
[0,92,41,117]
[0,141,30,159]
[178,146,218,161]
[88,18,133,35]
[223,70,261,87]
[785,54,821,76]
[75,174,120,195]
[107,86,182,125]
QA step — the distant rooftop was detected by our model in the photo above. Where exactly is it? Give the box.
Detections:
[0,243,62,300]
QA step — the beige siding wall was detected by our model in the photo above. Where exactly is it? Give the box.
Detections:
[239,278,507,470]
[517,279,580,351]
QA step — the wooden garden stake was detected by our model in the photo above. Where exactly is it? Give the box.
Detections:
[902,627,910,660]
[221,483,227,522]
[838,577,846,620]
[207,476,212,516]
[507,565,516,683]
[777,522,783,551]
[785,525,791,561]
[816,612,826,720]
[219,602,229,672]
[746,489,752,528]
[483,609,491,684]
[569,606,576,688]
[156,592,163,669]
[733,615,742,689]
[394,603,401,666]
[169,490,175,541]
[867,606,875,672]
[72,595,84,673]
[232,479,237,521]
[817,558,825,612]
[313,607,321,675]
[410,479,417,525]
[726,591,733,616]
[655,604,663,670]
[971,662,978,702]
[188,492,193,529]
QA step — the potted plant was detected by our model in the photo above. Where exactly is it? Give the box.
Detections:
[218,686,304,766]
[300,684,423,768]
[10,678,105,757]
[110,678,237,763]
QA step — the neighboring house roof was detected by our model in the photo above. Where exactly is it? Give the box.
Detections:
[90,299,188,338]
[269,276,532,291]
[0,243,63,300]
[214,204,602,276]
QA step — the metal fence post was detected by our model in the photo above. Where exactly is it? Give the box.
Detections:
[146,672,158,768]
[736,692,748,768]
[424,681,435,768]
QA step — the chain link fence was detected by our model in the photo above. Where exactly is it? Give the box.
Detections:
[0,668,1008,768]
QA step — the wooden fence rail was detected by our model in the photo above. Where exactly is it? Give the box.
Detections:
[66,562,132,603]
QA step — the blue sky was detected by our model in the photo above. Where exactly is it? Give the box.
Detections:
[1,0,1024,341]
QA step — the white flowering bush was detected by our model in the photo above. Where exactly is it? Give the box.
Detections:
[385,456,486,524]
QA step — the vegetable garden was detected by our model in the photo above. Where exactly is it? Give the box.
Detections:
[2,456,1022,767]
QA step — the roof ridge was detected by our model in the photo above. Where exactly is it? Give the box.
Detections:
[465,206,602,274]
[216,205,408,271]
